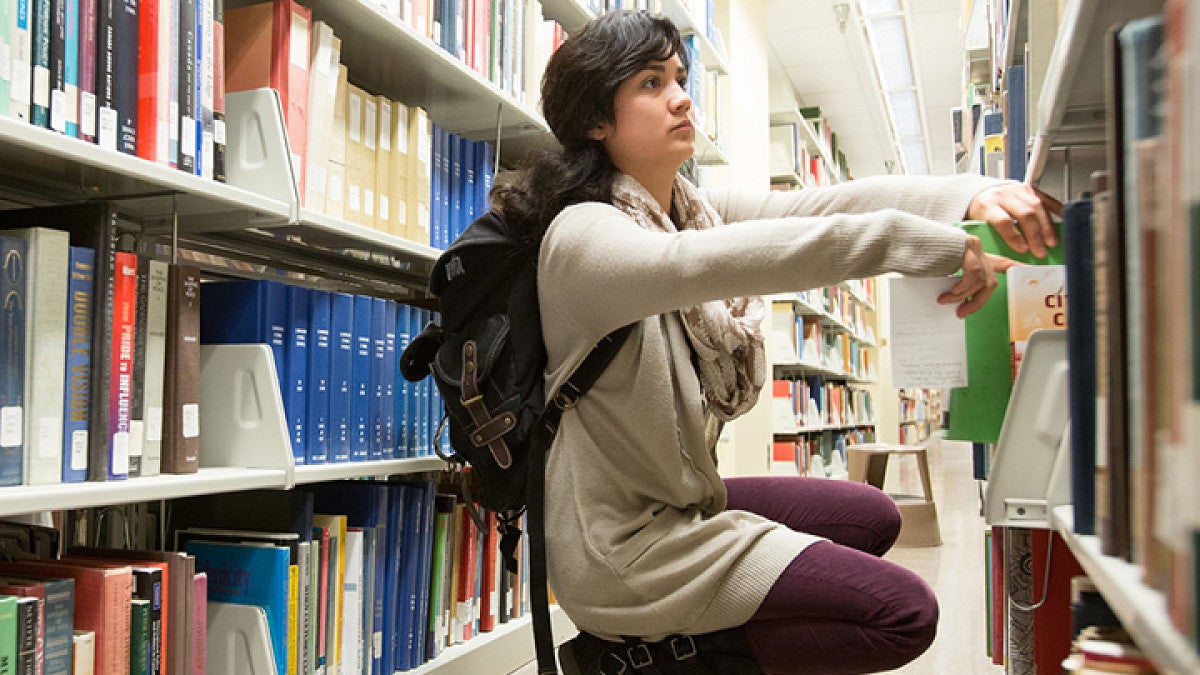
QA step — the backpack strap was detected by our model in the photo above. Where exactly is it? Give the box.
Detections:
[527,323,634,675]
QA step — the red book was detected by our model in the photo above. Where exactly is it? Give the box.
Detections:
[192,572,207,675]
[224,0,311,196]
[1030,531,1084,672]
[455,503,477,643]
[0,561,132,675]
[136,0,169,162]
[65,555,170,675]
[478,511,498,632]
[411,0,430,40]
[990,526,1004,665]
[109,250,139,480]
[473,0,490,78]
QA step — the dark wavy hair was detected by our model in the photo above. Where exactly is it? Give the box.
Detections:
[492,10,688,240]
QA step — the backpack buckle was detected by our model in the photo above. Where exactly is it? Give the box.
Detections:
[669,636,696,660]
[552,382,582,410]
[625,643,653,669]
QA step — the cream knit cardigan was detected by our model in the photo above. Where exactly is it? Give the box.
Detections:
[537,173,1001,641]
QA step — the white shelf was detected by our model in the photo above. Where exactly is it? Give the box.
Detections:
[775,421,878,436]
[768,107,839,184]
[1026,0,1163,184]
[0,467,288,518]
[693,131,728,166]
[1051,506,1200,675]
[293,456,447,484]
[413,605,576,674]
[769,292,877,346]
[659,0,732,75]
[773,359,875,384]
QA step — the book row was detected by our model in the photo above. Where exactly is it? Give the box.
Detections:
[770,428,875,480]
[0,0,230,179]
[770,378,875,434]
[771,301,876,382]
[200,279,446,467]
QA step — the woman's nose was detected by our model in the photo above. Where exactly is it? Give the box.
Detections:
[671,83,692,114]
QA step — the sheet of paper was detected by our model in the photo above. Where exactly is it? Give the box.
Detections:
[888,276,968,388]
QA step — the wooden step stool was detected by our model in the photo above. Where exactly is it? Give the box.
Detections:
[846,443,941,547]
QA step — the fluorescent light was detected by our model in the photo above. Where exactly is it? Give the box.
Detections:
[867,16,914,89]
[887,90,922,139]
[901,139,929,175]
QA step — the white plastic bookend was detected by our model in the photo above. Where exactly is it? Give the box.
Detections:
[224,89,300,222]
[198,344,293,479]
[984,329,1072,529]
[207,602,279,675]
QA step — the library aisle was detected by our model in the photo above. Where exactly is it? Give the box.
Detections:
[509,435,1001,675]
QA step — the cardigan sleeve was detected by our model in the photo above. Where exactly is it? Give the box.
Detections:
[538,201,969,347]
[703,174,1006,226]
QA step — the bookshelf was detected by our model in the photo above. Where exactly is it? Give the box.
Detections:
[0,0,586,672]
[769,106,838,185]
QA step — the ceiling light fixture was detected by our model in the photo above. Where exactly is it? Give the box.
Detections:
[855,0,930,175]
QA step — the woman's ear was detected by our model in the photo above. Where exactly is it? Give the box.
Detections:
[587,122,608,141]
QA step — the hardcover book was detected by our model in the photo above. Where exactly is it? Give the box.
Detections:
[161,264,201,474]
[62,246,95,484]
[0,235,28,487]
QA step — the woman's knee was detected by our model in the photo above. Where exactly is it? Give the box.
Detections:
[879,575,939,666]
[861,486,902,556]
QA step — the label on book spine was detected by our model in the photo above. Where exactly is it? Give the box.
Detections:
[0,408,21,447]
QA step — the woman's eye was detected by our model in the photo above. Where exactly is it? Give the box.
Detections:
[642,76,659,89]
[676,77,689,89]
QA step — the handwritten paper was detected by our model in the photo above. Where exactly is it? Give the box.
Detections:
[888,276,968,388]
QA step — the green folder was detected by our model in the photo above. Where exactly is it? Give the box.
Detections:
[945,220,1065,443]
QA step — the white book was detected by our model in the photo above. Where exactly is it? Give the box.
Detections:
[9,0,31,121]
[200,0,215,178]
[7,227,70,485]
[72,630,96,675]
[341,529,364,675]
[140,260,169,476]
[303,21,340,212]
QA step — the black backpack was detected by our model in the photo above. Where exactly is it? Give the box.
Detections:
[399,209,630,674]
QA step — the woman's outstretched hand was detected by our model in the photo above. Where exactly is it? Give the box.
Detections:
[939,236,1021,318]
[966,182,1063,258]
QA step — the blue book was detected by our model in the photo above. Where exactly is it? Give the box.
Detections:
[440,128,452,249]
[401,483,432,669]
[198,278,288,386]
[450,133,464,245]
[461,138,476,236]
[0,236,27,486]
[306,289,331,465]
[369,298,386,459]
[1063,196,1096,534]
[285,285,309,465]
[380,483,407,675]
[429,123,441,248]
[63,0,79,137]
[351,295,372,461]
[0,574,75,675]
[62,246,94,483]
[193,0,204,176]
[382,300,397,458]
[1005,64,1026,181]
[186,539,291,675]
[328,292,354,463]
[394,304,411,458]
[478,141,495,215]
[405,307,421,457]
[412,483,436,667]
[391,485,416,669]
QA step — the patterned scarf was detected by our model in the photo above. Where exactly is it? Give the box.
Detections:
[610,173,766,421]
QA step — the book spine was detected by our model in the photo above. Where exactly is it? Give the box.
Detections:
[77,0,96,142]
[14,598,35,675]
[126,255,148,478]
[176,0,195,173]
[95,0,116,151]
[330,293,354,463]
[161,265,200,474]
[131,570,161,675]
[106,250,136,480]
[16,227,69,487]
[351,295,371,461]
[381,301,396,458]
[369,298,385,460]
[129,600,149,675]
[275,0,310,197]
[31,0,49,127]
[199,0,213,179]
[84,208,118,482]
[167,0,178,167]
[62,0,79,136]
[61,249,94,485]
[11,0,33,122]
[49,0,64,133]
[114,0,136,154]
[306,289,330,465]
[136,0,161,161]
[140,260,169,477]
[0,236,28,487]
[0,597,16,675]
[211,0,225,181]
[190,573,205,675]
[285,285,308,465]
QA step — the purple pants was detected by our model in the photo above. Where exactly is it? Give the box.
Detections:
[725,476,938,675]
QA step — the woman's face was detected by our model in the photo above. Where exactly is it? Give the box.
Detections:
[591,53,694,181]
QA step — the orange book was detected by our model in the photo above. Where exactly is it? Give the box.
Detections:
[224,0,312,196]
[0,560,133,675]
[478,510,498,632]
